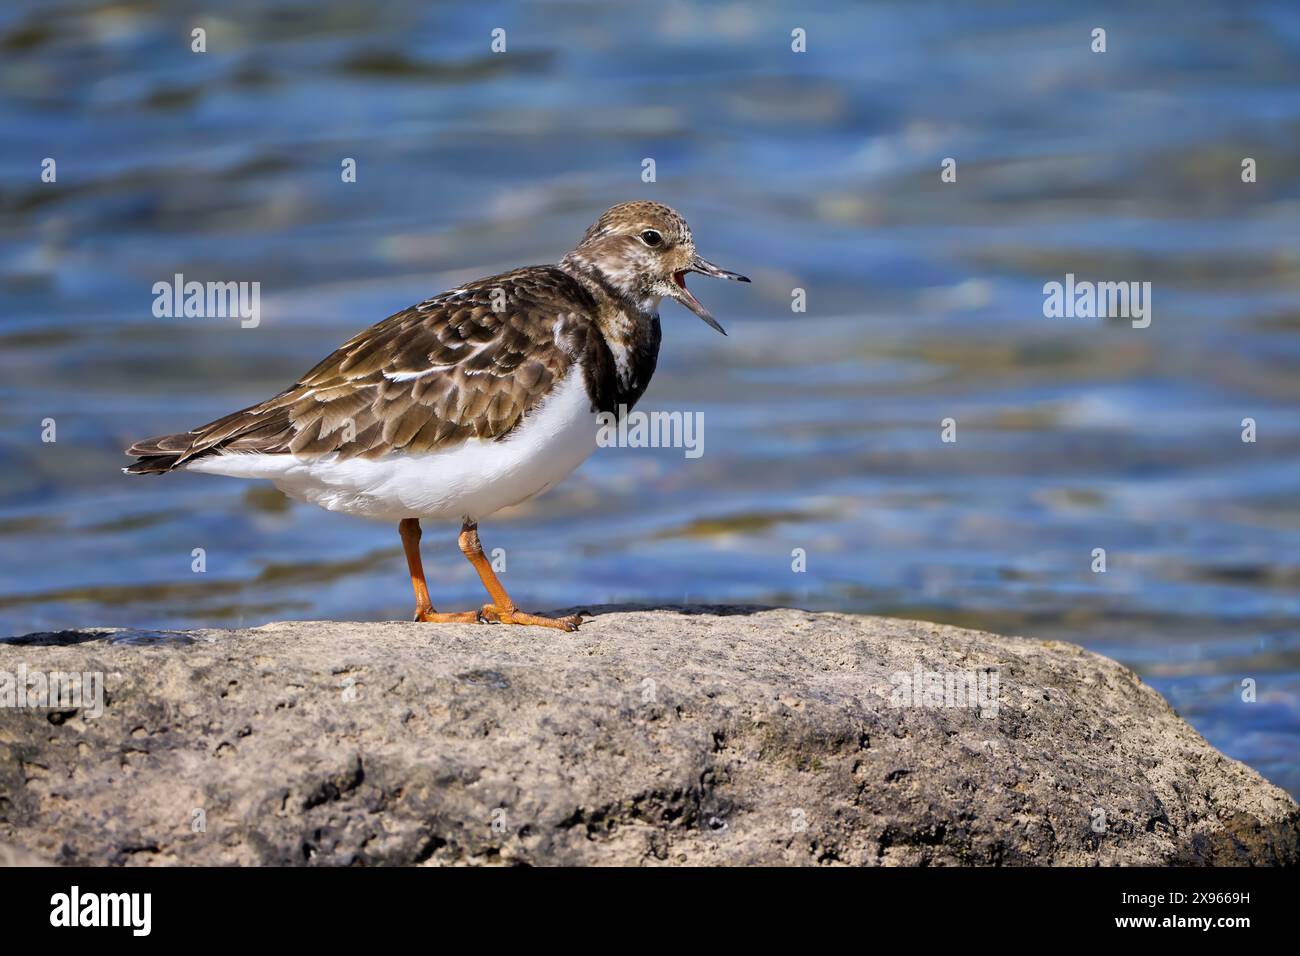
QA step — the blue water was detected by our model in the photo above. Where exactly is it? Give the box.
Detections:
[1,0,1298,797]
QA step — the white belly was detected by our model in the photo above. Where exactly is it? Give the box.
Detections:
[185,369,598,522]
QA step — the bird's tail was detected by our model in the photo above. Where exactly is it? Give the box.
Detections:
[122,432,199,474]
[124,393,298,475]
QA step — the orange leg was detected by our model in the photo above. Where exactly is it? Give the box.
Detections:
[399,518,479,623]
[458,521,582,632]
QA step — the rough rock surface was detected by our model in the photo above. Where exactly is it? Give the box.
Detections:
[1,607,1296,866]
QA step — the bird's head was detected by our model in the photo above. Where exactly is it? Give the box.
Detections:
[563,200,749,334]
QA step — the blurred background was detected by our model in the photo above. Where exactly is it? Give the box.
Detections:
[1,1,1298,796]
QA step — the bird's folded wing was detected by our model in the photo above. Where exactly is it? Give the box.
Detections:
[126,267,593,470]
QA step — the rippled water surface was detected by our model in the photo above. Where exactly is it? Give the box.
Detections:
[2,1,1298,796]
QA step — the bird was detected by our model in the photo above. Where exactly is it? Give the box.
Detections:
[124,201,750,631]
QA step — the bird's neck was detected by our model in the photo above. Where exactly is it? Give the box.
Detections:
[559,250,654,317]
[558,253,662,414]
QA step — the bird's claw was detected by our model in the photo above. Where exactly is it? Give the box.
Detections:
[480,604,582,631]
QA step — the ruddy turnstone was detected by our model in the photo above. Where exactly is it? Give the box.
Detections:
[125,201,749,630]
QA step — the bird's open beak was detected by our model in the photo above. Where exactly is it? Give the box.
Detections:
[671,255,750,335]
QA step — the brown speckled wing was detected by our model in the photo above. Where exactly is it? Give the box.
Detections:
[125,267,596,472]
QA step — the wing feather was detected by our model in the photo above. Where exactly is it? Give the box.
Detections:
[124,267,596,473]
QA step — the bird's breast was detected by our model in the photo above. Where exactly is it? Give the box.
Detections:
[581,311,662,416]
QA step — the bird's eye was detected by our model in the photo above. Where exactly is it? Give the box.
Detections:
[640,229,663,247]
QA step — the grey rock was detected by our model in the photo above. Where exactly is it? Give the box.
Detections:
[0,607,1295,866]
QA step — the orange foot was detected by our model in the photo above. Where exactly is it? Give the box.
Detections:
[413,606,482,624]
[479,604,582,632]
